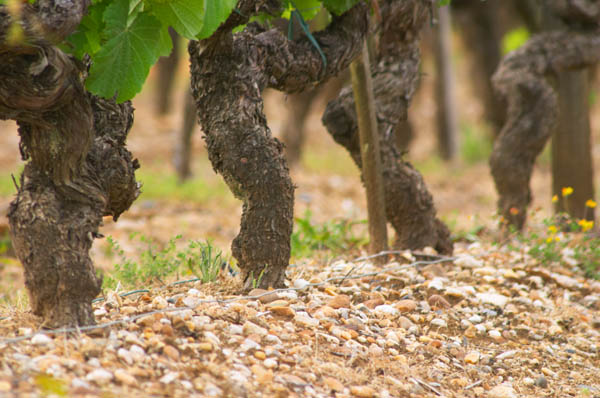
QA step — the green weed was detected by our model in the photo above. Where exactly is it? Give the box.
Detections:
[102,234,225,290]
[291,209,367,259]
[505,194,599,279]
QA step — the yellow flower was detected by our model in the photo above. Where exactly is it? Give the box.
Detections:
[555,236,561,242]
[562,187,573,197]
[546,236,554,243]
[585,199,597,208]
[578,219,594,232]
[547,225,557,234]
[552,195,558,203]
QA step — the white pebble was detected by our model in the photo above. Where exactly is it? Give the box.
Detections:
[293,278,310,290]
[431,318,447,328]
[31,334,53,346]
[374,305,399,316]
[86,369,114,384]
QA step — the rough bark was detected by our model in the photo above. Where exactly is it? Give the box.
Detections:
[490,24,600,228]
[188,3,369,289]
[322,0,453,254]
[0,1,139,327]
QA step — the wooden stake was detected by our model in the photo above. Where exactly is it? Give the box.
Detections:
[350,42,388,258]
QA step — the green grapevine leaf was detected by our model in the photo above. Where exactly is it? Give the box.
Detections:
[322,0,361,16]
[64,3,108,58]
[282,0,322,21]
[86,0,165,102]
[196,0,236,39]
[146,0,206,39]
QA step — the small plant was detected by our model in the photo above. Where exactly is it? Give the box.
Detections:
[103,235,225,290]
[506,190,599,279]
[291,209,367,259]
[250,267,267,289]
[180,240,225,284]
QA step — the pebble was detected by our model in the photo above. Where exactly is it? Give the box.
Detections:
[270,306,295,317]
[398,316,415,330]
[428,278,445,291]
[152,296,168,309]
[229,324,244,335]
[489,330,502,341]
[117,348,133,365]
[455,255,483,268]
[294,313,319,328]
[160,372,179,384]
[130,345,145,361]
[86,369,114,384]
[324,377,344,392]
[350,385,376,397]
[468,314,483,324]
[430,318,447,328]
[428,295,451,309]
[370,305,396,318]
[328,294,351,309]
[114,369,137,386]
[476,293,509,307]
[465,351,480,364]
[249,289,280,304]
[496,350,517,360]
[240,338,260,352]
[163,345,180,360]
[535,376,548,388]
[243,321,268,336]
[31,334,53,346]
[523,377,535,386]
[293,279,310,290]
[396,300,417,313]
[263,358,278,369]
[488,383,517,398]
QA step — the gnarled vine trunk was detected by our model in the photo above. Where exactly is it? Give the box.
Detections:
[490,1,600,229]
[0,1,139,328]
[188,1,368,289]
[322,0,453,254]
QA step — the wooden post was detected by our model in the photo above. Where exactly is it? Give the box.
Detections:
[434,5,458,160]
[552,69,595,221]
[542,10,596,221]
[350,42,389,257]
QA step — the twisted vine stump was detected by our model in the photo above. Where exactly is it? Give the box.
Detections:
[0,1,140,328]
[323,0,453,254]
[490,1,600,229]
[188,1,368,289]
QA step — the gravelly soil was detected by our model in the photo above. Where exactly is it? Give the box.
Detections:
[1,242,600,398]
